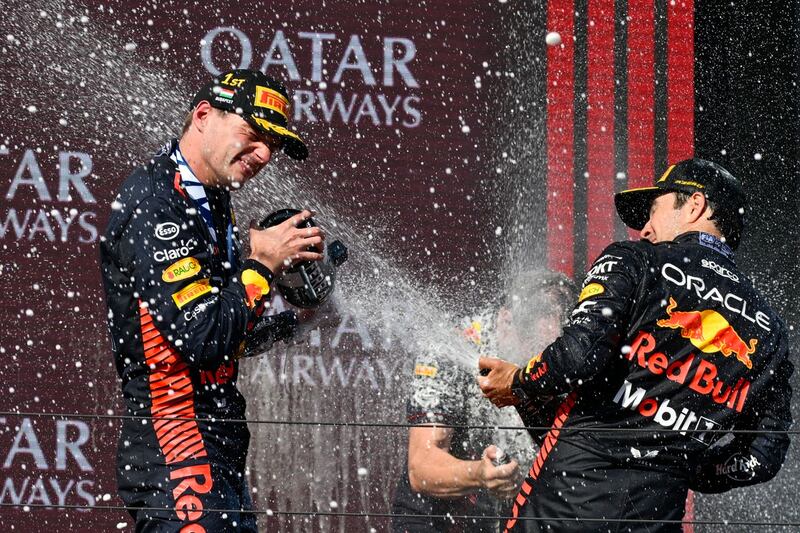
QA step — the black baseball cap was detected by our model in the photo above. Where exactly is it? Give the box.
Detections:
[191,69,308,161]
[615,159,746,246]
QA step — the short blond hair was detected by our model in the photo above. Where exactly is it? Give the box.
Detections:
[181,110,194,135]
[181,106,226,136]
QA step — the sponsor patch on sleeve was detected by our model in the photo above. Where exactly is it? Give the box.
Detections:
[162,257,201,283]
[579,282,605,302]
[523,353,548,382]
[241,269,270,309]
[154,221,180,241]
[172,279,212,309]
[414,364,438,378]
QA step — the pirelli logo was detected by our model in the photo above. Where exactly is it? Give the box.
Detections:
[254,85,289,118]
[172,279,212,309]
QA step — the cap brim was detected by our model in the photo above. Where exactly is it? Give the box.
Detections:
[614,187,664,231]
[250,117,309,161]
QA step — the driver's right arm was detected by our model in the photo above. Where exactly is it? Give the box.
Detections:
[407,426,519,499]
[408,425,480,497]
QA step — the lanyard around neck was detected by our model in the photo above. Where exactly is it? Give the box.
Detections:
[171,147,218,242]
[170,145,238,270]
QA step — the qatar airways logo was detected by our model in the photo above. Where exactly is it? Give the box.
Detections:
[199,28,421,128]
[0,417,96,508]
[1,147,98,244]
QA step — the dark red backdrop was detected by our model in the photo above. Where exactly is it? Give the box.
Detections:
[1,0,797,531]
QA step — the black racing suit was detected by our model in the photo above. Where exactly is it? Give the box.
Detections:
[507,232,793,532]
[100,140,294,532]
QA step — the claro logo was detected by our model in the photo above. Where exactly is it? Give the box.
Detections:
[155,222,180,241]
[153,238,198,263]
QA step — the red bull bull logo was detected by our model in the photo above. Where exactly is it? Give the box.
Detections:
[657,297,757,369]
[241,269,270,310]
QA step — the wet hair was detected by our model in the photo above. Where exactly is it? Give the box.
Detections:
[181,110,193,135]
[674,191,743,248]
[505,270,578,327]
[181,106,226,136]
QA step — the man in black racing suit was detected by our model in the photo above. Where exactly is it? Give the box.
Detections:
[479,159,793,532]
[101,69,323,531]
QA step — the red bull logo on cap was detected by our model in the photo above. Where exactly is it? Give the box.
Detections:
[657,297,757,369]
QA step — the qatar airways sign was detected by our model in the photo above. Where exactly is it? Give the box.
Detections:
[0,147,98,244]
[0,417,96,508]
[200,28,421,128]
[244,297,412,390]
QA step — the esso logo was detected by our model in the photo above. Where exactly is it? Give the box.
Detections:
[155,222,180,241]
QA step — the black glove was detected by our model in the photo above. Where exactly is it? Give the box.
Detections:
[240,310,298,357]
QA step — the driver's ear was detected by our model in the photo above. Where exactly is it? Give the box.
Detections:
[688,191,710,223]
[192,101,215,133]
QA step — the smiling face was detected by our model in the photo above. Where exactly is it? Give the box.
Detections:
[199,107,283,188]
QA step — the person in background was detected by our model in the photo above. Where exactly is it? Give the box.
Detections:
[392,271,576,532]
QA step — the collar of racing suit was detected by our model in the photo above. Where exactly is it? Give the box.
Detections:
[166,140,240,271]
[672,231,735,262]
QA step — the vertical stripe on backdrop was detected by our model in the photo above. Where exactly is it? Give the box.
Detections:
[613,0,629,242]
[653,0,669,175]
[626,0,656,238]
[628,0,655,188]
[545,0,694,269]
[546,0,576,277]
[585,0,616,264]
[668,4,695,532]
[572,0,589,278]
[667,0,695,162]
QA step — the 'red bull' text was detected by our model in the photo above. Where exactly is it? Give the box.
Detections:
[627,331,750,412]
